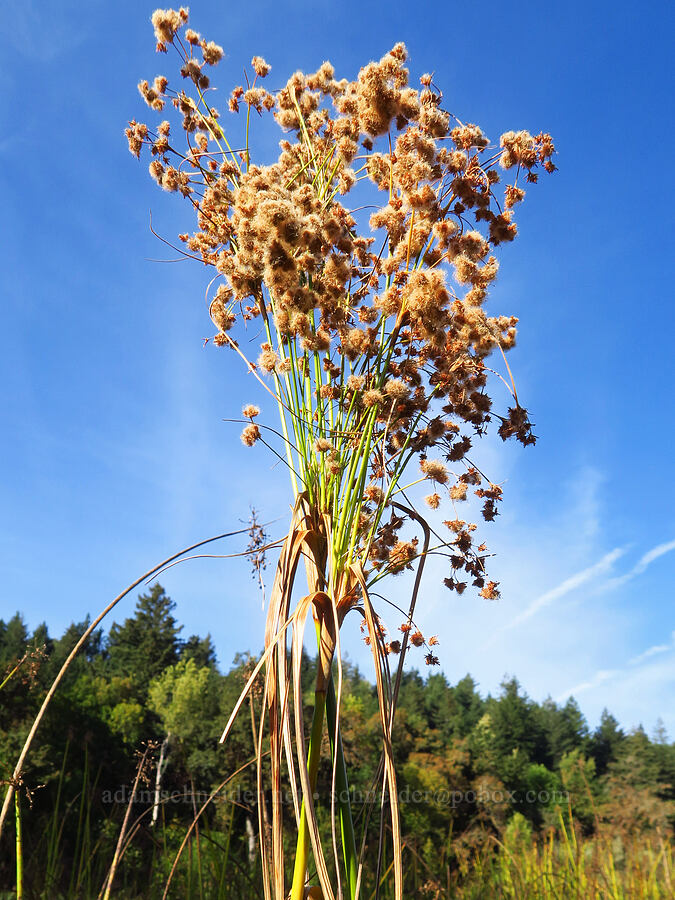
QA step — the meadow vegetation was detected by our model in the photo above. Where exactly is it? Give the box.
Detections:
[1,589,673,897]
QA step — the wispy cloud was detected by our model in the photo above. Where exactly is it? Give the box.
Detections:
[558,669,621,700]
[508,548,625,629]
[557,632,675,702]
[629,632,675,666]
[481,547,625,650]
[598,539,675,594]
[483,535,675,652]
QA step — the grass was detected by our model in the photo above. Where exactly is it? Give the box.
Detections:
[5,775,673,899]
[448,822,674,899]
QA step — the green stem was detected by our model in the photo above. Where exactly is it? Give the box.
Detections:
[292,621,358,899]
[290,687,327,900]
[261,301,301,498]
[15,790,23,900]
[0,657,25,692]
[325,672,358,899]
[334,406,377,561]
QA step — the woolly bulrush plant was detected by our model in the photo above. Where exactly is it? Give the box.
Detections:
[127,8,555,898]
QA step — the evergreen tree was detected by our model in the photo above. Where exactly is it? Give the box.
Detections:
[181,633,218,669]
[488,676,547,764]
[599,727,674,832]
[451,674,484,738]
[559,748,598,830]
[589,708,625,776]
[541,696,589,768]
[43,619,101,686]
[106,584,182,691]
[0,613,30,667]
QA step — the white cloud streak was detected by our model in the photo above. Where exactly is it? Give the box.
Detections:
[504,547,625,632]
[558,669,620,700]
[514,547,625,627]
[557,632,675,702]
[629,631,675,666]
[485,535,675,652]
[599,538,675,594]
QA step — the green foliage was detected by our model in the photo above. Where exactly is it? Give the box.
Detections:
[589,708,624,776]
[0,590,673,896]
[0,614,31,667]
[106,584,182,690]
[149,659,218,739]
[149,658,222,779]
[486,676,549,765]
[559,748,597,829]
[181,633,218,669]
[503,811,532,851]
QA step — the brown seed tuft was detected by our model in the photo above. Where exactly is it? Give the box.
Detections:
[241,424,261,446]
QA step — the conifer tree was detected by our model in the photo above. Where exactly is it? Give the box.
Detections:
[106,584,181,690]
[589,708,625,776]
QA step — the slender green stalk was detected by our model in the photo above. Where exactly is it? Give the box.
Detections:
[290,687,327,900]
[261,302,301,499]
[325,673,358,898]
[15,789,23,900]
[216,803,235,899]
[333,406,378,560]
[0,656,26,692]
[189,777,205,900]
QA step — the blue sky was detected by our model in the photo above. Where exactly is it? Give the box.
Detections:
[2,0,674,737]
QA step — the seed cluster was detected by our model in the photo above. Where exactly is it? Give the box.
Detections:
[128,9,555,619]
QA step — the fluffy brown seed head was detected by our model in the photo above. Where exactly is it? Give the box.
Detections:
[450,482,468,501]
[362,389,384,408]
[202,41,224,65]
[364,484,385,504]
[151,8,187,46]
[384,378,410,401]
[388,540,418,574]
[251,56,271,77]
[130,24,554,600]
[420,459,448,484]
[241,424,261,446]
[257,347,278,372]
[480,581,500,600]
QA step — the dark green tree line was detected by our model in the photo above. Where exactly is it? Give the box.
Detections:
[1,585,673,897]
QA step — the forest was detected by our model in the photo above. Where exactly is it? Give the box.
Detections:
[1,585,673,897]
